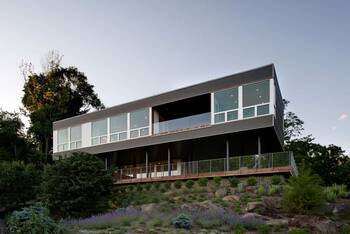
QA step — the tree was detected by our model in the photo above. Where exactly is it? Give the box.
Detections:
[283,99,304,142]
[42,153,113,218]
[21,51,104,161]
[0,110,41,163]
[0,161,42,212]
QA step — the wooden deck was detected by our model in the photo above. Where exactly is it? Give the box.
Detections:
[114,166,292,185]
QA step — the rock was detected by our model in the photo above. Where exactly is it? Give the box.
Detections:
[246,201,264,212]
[262,196,282,210]
[215,188,227,198]
[313,219,337,234]
[223,195,240,202]
[141,203,157,213]
[265,218,288,226]
[332,203,350,216]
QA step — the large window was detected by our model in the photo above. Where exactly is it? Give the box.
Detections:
[242,80,270,118]
[110,114,128,142]
[57,128,68,152]
[130,108,150,138]
[213,87,238,123]
[91,119,108,145]
[70,125,82,149]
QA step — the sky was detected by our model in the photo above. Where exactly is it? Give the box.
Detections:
[0,0,349,153]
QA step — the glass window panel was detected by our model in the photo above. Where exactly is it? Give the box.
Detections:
[130,130,139,138]
[58,145,63,152]
[70,142,76,150]
[243,107,255,118]
[110,114,127,133]
[130,108,149,130]
[110,134,118,142]
[70,125,81,142]
[63,144,68,151]
[58,129,68,144]
[140,127,149,136]
[92,137,99,145]
[100,136,107,144]
[92,119,107,137]
[257,104,270,116]
[243,80,270,107]
[227,110,238,121]
[76,141,82,148]
[119,132,127,140]
[214,113,225,123]
[214,87,238,113]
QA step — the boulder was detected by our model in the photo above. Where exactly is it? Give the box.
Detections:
[215,188,227,198]
[262,196,282,210]
[265,218,288,226]
[246,201,264,212]
[222,195,240,202]
[332,203,350,216]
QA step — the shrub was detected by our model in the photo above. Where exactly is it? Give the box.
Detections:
[330,184,348,198]
[237,183,245,193]
[339,226,350,234]
[282,168,324,213]
[271,175,283,185]
[323,187,337,202]
[174,180,182,189]
[258,185,265,195]
[268,185,282,195]
[288,228,311,234]
[144,183,152,191]
[228,177,240,187]
[136,184,143,192]
[258,224,271,234]
[7,203,65,233]
[172,213,192,229]
[198,178,208,187]
[185,180,194,189]
[163,182,171,190]
[0,161,42,212]
[213,176,222,186]
[42,153,114,218]
[153,182,161,190]
[247,177,257,186]
[234,224,247,234]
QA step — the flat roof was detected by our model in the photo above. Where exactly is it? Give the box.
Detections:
[53,64,276,130]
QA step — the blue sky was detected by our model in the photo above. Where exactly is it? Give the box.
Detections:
[0,0,349,153]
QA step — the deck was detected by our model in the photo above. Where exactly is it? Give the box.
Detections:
[113,152,298,185]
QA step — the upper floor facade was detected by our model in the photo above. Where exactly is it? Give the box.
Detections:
[53,64,284,158]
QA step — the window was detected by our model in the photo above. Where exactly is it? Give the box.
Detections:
[214,87,239,123]
[243,80,270,107]
[91,119,108,145]
[257,104,269,116]
[214,87,238,112]
[130,108,149,138]
[243,107,255,118]
[57,128,68,152]
[110,114,128,142]
[70,125,82,149]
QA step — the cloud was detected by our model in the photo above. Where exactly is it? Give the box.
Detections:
[339,113,348,121]
[331,126,337,131]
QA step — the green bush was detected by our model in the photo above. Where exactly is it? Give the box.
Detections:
[258,185,265,195]
[197,178,208,187]
[247,176,257,186]
[153,182,161,190]
[128,185,135,192]
[339,226,350,234]
[329,184,348,198]
[174,180,182,189]
[7,203,65,234]
[163,182,171,190]
[237,183,245,193]
[288,228,311,234]
[228,177,240,187]
[258,224,271,234]
[268,185,282,195]
[172,213,192,229]
[0,161,42,212]
[271,175,282,185]
[282,168,324,213]
[136,184,143,192]
[213,176,222,186]
[234,224,247,234]
[323,187,337,202]
[144,183,152,191]
[185,180,194,189]
[42,153,114,218]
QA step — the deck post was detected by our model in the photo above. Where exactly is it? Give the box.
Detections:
[145,152,149,178]
[226,139,229,172]
[104,157,108,170]
[168,147,171,176]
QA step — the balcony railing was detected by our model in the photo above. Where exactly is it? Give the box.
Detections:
[153,112,211,135]
[114,151,298,183]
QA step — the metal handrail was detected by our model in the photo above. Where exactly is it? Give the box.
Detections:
[113,151,296,182]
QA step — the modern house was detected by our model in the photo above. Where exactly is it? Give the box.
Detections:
[53,64,297,184]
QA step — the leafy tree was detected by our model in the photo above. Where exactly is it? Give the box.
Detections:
[283,99,304,142]
[282,167,324,213]
[21,51,104,162]
[42,153,113,218]
[0,110,42,163]
[0,161,42,212]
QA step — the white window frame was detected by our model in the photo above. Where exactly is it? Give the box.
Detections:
[57,128,69,152]
[91,119,108,146]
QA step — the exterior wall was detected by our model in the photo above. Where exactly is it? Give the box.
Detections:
[52,64,283,157]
